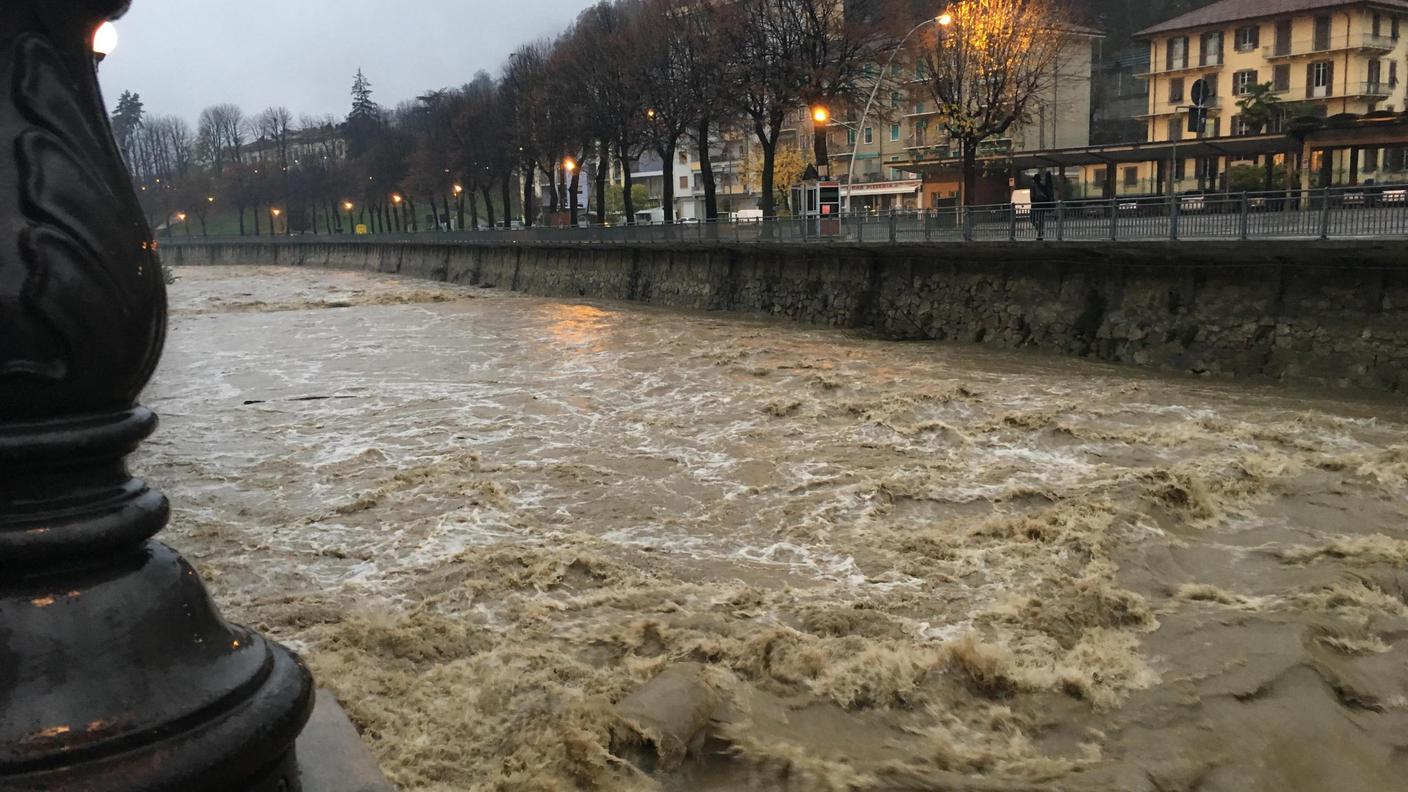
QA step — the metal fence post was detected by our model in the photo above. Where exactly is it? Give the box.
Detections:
[1008,204,1017,241]
[1239,192,1249,240]
[888,211,897,243]
[1109,198,1118,240]
[925,210,933,243]
[962,206,973,241]
[1319,188,1332,240]
[1169,194,1180,241]
[1056,201,1065,241]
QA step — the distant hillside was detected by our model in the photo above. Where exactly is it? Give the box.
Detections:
[1074,0,1223,49]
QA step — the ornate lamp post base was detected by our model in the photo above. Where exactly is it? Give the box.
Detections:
[1,4,314,790]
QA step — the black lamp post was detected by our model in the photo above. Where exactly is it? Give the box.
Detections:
[0,3,313,790]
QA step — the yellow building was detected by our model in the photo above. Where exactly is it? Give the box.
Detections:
[1137,0,1408,189]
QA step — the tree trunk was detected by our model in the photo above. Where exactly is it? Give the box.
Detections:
[569,165,581,226]
[619,142,635,224]
[480,185,494,228]
[698,118,718,221]
[545,165,560,215]
[660,142,675,224]
[199,215,207,237]
[501,174,512,229]
[962,139,978,207]
[521,164,534,227]
[238,205,246,236]
[460,193,468,230]
[759,139,777,218]
[595,138,610,225]
[253,203,261,236]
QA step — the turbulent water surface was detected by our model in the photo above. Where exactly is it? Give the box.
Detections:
[142,265,1408,792]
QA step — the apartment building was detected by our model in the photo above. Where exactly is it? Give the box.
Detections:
[878,25,1100,207]
[1137,0,1408,188]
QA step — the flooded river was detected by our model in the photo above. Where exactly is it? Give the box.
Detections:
[140,265,1408,792]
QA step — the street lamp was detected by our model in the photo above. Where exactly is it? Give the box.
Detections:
[810,106,831,178]
[270,207,282,237]
[92,20,118,63]
[343,201,356,233]
[845,9,955,212]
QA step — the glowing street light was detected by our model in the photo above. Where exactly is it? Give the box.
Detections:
[452,184,464,196]
[811,106,830,124]
[271,208,282,217]
[391,194,403,205]
[343,201,354,211]
[92,21,118,62]
[206,195,216,204]
[175,212,187,222]
[937,12,954,26]
[563,157,577,174]
[645,108,657,120]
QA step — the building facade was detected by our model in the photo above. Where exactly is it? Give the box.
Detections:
[1137,0,1408,189]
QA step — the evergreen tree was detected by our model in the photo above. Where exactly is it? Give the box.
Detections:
[111,91,144,150]
[346,68,382,158]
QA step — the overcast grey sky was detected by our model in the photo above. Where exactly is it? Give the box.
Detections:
[100,0,594,124]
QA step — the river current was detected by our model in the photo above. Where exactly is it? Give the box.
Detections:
[140,265,1408,792]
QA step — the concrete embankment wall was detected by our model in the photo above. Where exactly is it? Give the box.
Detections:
[165,240,1408,392]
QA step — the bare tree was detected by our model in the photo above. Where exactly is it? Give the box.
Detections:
[916,0,1070,205]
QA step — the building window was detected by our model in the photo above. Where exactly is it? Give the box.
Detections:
[890,91,901,109]
[1232,115,1251,136]
[1167,36,1188,70]
[1273,64,1291,92]
[1274,19,1293,55]
[1091,166,1106,185]
[679,175,689,189]
[1234,70,1258,95]
[847,128,856,145]
[1167,117,1182,141]
[913,102,925,114]
[678,151,688,164]
[1309,60,1333,97]
[863,127,873,144]
[890,123,901,142]
[1235,25,1260,51]
[1201,31,1223,65]
[1373,13,1383,37]
[1123,166,1139,188]
[1369,59,1383,92]
[1313,15,1332,51]
[1169,77,1185,103]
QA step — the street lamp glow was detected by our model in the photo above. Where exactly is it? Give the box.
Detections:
[391,194,403,205]
[343,201,354,211]
[452,184,464,195]
[563,157,577,173]
[812,106,830,124]
[645,108,657,120]
[937,12,954,26]
[271,208,282,217]
[92,21,118,57]
[206,195,215,203]
[175,212,187,222]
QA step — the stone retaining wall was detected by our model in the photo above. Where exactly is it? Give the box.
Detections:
[164,240,1408,392]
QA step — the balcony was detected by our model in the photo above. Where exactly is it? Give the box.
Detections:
[1263,33,1398,60]
[1353,81,1394,97]
[1137,61,1221,80]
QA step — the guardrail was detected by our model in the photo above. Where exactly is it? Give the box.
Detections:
[166,187,1408,247]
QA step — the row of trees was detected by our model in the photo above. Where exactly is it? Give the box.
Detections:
[116,0,1072,235]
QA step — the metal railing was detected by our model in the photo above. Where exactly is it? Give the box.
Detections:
[169,187,1408,248]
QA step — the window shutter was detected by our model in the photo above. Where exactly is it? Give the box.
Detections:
[1166,40,1174,71]
[1251,25,1260,48]
[1392,61,1399,87]
[1326,61,1334,96]
[1306,64,1315,98]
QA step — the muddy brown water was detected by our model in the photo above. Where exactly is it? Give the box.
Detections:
[141,265,1408,792]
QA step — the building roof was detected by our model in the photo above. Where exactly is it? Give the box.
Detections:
[1136,0,1408,37]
